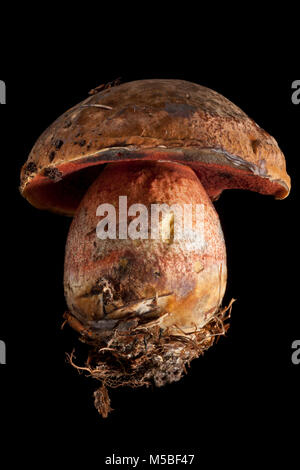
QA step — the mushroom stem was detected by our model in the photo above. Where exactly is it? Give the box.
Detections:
[64,160,228,415]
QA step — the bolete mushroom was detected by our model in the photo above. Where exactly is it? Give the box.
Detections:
[20,79,291,417]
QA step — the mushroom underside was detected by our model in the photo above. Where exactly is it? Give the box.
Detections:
[22,149,288,216]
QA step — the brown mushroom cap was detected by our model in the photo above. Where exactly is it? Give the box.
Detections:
[20,79,291,215]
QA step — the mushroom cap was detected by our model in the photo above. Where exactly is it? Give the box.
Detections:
[20,79,291,215]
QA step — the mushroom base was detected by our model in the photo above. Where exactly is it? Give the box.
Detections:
[65,300,233,418]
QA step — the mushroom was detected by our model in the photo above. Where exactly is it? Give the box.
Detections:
[20,79,291,417]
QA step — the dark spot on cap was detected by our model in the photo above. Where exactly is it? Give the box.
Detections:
[49,151,56,162]
[63,119,72,128]
[54,139,64,150]
[73,139,86,146]
[43,167,63,182]
[164,102,196,118]
[24,162,37,176]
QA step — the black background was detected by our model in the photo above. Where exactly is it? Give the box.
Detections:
[0,23,299,467]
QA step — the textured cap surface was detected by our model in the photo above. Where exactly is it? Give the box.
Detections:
[20,79,291,215]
